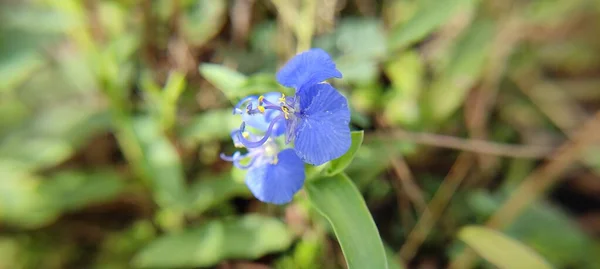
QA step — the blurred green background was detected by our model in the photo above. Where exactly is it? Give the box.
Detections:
[1,0,600,268]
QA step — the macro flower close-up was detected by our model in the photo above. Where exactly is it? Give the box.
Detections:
[4,0,599,268]
[234,48,352,166]
[226,48,351,204]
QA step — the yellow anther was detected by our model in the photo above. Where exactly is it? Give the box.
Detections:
[278,93,286,104]
[242,131,250,138]
[271,155,279,165]
[258,95,264,104]
[281,106,290,119]
[258,105,265,113]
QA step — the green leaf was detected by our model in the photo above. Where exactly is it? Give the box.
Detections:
[324,131,364,176]
[181,0,227,46]
[388,0,475,50]
[199,63,248,103]
[40,170,125,212]
[385,246,407,269]
[458,226,553,269]
[426,19,495,122]
[180,109,240,145]
[305,174,387,269]
[133,215,293,268]
[186,174,250,215]
[132,116,187,212]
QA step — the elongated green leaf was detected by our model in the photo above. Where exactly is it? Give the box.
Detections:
[426,20,495,122]
[199,64,248,102]
[132,116,186,211]
[180,109,240,145]
[385,246,407,269]
[389,0,474,50]
[40,170,125,212]
[325,131,364,176]
[458,226,553,269]
[133,215,293,268]
[181,0,227,46]
[306,174,387,269]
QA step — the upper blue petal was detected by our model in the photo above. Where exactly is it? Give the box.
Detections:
[245,149,306,204]
[242,92,285,136]
[276,48,342,91]
[293,83,351,165]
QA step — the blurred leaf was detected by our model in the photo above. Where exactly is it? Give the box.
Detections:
[385,246,406,269]
[324,131,364,176]
[0,51,44,92]
[181,0,227,46]
[160,71,187,129]
[316,18,387,85]
[468,191,594,267]
[383,50,424,126]
[0,164,56,228]
[0,237,21,269]
[186,174,250,215]
[132,116,187,212]
[336,18,387,60]
[458,226,553,269]
[180,109,240,144]
[199,64,248,103]
[389,0,475,50]
[133,215,293,268]
[95,221,156,269]
[306,174,387,269]
[40,170,125,212]
[426,19,495,122]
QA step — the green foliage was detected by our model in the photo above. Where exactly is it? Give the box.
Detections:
[306,174,388,269]
[458,226,553,269]
[133,215,293,268]
[389,0,476,50]
[1,0,599,268]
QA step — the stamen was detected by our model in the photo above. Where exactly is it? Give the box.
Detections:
[281,106,290,119]
[220,152,258,169]
[258,106,265,113]
[279,93,286,104]
[242,131,250,138]
[233,95,258,115]
[258,95,264,104]
[236,115,284,148]
[271,155,279,165]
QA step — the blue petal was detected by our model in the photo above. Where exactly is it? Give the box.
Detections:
[293,83,351,165]
[245,149,305,204]
[276,48,342,91]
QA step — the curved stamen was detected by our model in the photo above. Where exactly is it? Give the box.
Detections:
[220,151,242,162]
[236,115,284,148]
[233,155,258,169]
[246,104,283,115]
[220,151,260,170]
[233,95,258,115]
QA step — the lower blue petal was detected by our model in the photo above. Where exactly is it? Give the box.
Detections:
[245,149,305,204]
[294,83,351,165]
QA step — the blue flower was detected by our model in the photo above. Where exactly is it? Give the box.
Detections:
[234,48,351,166]
[221,131,305,204]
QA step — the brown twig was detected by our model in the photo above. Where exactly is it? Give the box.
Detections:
[400,153,474,261]
[370,129,556,159]
[390,157,428,213]
[449,112,600,269]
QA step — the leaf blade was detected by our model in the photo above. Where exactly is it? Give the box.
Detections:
[458,226,553,269]
[306,173,387,269]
